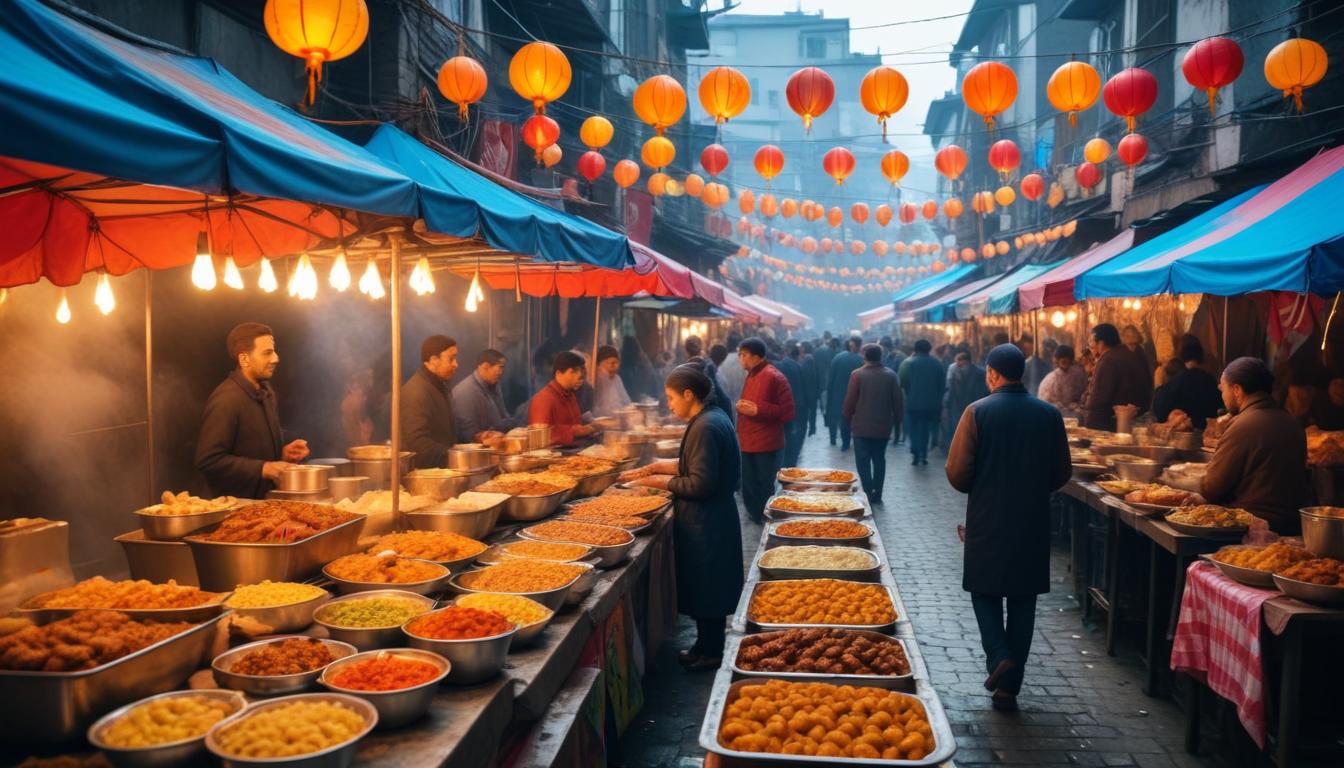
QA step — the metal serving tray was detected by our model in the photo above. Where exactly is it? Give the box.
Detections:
[754,547,884,583]
[698,673,956,767]
[115,529,201,586]
[556,514,654,536]
[518,523,636,568]
[184,515,366,592]
[18,590,233,624]
[726,630,915,691]
[0,611,230,743]
[764,495,867,521]
[1199,554,1275,588]
[764,519,875,549]
[561,496,673,520]
[776,469,859,485]
[570,469,620,498]
[133,505,238,541]
[1272,573,1344,607]
[736,579,906,634]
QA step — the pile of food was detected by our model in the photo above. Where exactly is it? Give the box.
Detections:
[774,520,870,539]
[1125,485,1203,507]
[559,513,647,530]
[1211,542,1314,572]
[567,495,668,517]
[717,680,934,760]
[548,456,618,478]
[1106,453,1159,465]
[198,501,358,543]
[1070,449,1105,466]
[139,491,238,516]
[456,593,551,626]
[500,540,590,561]
[404,606,514,640]
[211,699,367,758]
[759,546,877,571]
[1279,557,1344,585]
[749,579,897,626]
[0,610,192,671]
[226,581,327,609]
[319,596,428,628]
[325,554,446,584]
[327,654,443,691]
[780,468,857,483]
[227,637,336,676]
[368,531,486,562]
[1097,479,1154,497]
[1167,505,1258,528]
[24,577,218,610]
[336,490,437,516]
[98,695,236,748]
[460,561,586,593]
[436,491,510,512]
[769,494,863,514]
[527,520,632,547]
[737,628,910,676]
[477,471,577,496]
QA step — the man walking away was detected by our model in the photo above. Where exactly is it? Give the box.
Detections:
[735,338,795,524]
[946,344,1071,711]
[777,342,807,469]
[799,341,820,436]
[813,337,836,433]
[943,352,988,448]
[826,337,864,450]
[843,344,904,505]
[899,339,945,465]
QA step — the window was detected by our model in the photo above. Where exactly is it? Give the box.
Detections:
[802,35,827,59]
[768,90,779,109]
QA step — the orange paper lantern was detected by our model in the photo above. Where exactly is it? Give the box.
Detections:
[760,194,779,218]
[860,66,909,138]
[935,145,968,181]
[579,115,614,149]
[1084,138,1111,164]
[1020,173,1045,201]
[684,173,705,197]
[613,159,640,189]
[437,55,488,122]
[754,145,785,182]
[800,236,817,254]
[994,186,1015,206]
[633,75,686,136]
[541,143,562,168]
[739,189,756,215]
[851,203,869,225]
[509,41,571,114]
[875,204,893,227]
[1047,61,1101,128]
[850,241,867,256]
[1265,38,1328,113]
[981,243,996,260]
[780,198,798,218]
[880,150,909,186]
[962,247,977,264]
[648,172,670,196]
[872,240,889,257]
[996,241,1010,256]
[521,114,559,162]
[921,201,937,220]
[943,198,964,219]
[822,147,855,185]
[641,136,676,169]
[827,207,844,228]
[698,66,751,124]
[962,61,1018,129]
[264,0,370,106]
[786,67,835,132]
[701,182,728,208]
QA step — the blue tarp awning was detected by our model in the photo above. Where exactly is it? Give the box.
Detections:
[892,264,977,307]
[916,274,1006,323]
[364,126,631,269]
[956,261,1064,319]
[1076,143,1344,298]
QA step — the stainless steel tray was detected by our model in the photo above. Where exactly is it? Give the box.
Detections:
[764,519,874,549]
[1272,573,1344,606]
[0,611,230,743]
[518,523,635,567]
[133,505,237,541]
[556,514,654,536]
[776,469,858,485]
[765,505,867,521]
[1164,519,1249,538]
[1199,554,1275,588]
[570,469,620,498]
[561,496,673,520]
[115,529,200,586]
[736,579,905,634]
[497,487,571,522]
[726,630,915,690]
[18,590,233,624]
[699,674,956,766]
[766,493,865,515]
[184,514,366,592]
[755,548,884,583]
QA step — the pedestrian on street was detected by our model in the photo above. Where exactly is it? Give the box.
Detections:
[799,341,820,436]
[842,343,904,505]
[898,339,945,465]
[826,336,864,450]
[942,352,988,448]
[945,344,1071,711]
[813,337,837,433]
[735,337,796,524]
[882,338,908,446]
[777,341,807,469]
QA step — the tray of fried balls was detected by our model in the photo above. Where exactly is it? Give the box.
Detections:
[738,578,902,634]
[730,629,913,690]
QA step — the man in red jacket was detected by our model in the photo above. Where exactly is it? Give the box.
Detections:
[528,351,597,446]
[736,337,796,523]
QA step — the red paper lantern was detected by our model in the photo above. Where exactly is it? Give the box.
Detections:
[521,114,559,162]
[1117,133,1149,167]
[700,143,729,177]
[826,207,844,228]
[987,140,1021,179]
[754,145,785,182]
[1182,37,1244,117]
[1103,68,1158,132]
[851,203,869,224]
[822,147,855,185]
[850,241,866,256]
[1075,161,1102,189]
[577,150,606,182]
[898,203,917,225]
[1020,173,1045,201]
[934,145,968,181]
[786,67,835,132]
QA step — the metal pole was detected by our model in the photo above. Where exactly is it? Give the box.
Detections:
[390,236,403,530]
[144,269,155,506]
[590,298,601,385]
[1221,295,1228,365]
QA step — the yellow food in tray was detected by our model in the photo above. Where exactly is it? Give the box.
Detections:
[1166,505,1258,528]
[1212,542,1314,572]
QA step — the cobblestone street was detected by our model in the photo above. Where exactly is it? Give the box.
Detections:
[622,432,1221,768]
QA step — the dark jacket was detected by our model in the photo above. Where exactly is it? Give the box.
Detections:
[883,350,907,375]
[826,350,864,419]
[667,403,743,618]
[946,383,1071,595]
[1153,366,1222,429]
[799,354,819,412]
[813,345,835,406]
[1202,394,1308,534]
[776,357,805,425]
[195,370,283,499]
[402,367,457,469]
[1081,346,1152,430]
[452,371,515,441]
[899,352,946,413]
[842,362,904,439]
[738,361,796,453]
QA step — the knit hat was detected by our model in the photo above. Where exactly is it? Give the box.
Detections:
[986,343,1025,381]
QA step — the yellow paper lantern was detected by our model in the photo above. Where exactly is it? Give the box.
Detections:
[264,0,370,105]
[994,186,1016,206]
[579,116,614,150]
[541,143,562,168]
[613,159,640,189]
[1084,137,1111,164]
[509,41,571,114]
[641,136,676,169]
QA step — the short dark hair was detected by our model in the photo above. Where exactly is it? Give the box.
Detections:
[227,322,273,364]
[709,343,728,366]
[421,335,457,363]
[1223,357,1274,395]
[666,365,713,401]
[726,331,743,348]
[1091,323,1121,348]
[478,349,506,366]
[739,337,767,358]
[684,335,703,357]
[553,351,585,374]
[914,339,932,353]
[955,352,971,363]
[847,336,862,351]
[1018,333,1035,345]
[1054,345,1075,361]
[596,345,620,364]
[800,341,813,353]
[862,343,883,362]
[1179,335,1205,364]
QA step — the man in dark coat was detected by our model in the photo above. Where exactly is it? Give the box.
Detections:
[402,335,459,469]
[826,336,864,450]
[1081,323,1152,430]
[799,341,820,436]
[777,342,807,469]
[196,323,310,499]
[812,337,836,431]
[843,344,904,505]
[946,344,1071,711]
[899,339,946,465]
[943,352,989,448]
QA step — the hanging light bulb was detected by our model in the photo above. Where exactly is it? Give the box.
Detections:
[1066,309,1078,323]
[258,258,278,293]
[410,257,436,296]
[358,259,385,299]
[94,272,116,315]
[1050,310,1066,328]
[191,232,216,290]
[465,267,485,312]
[1122,298,1132,309]
[222,256,244,290]
[1132,298,1142,310]
[329,250,351,292]
[56,288,71,324]
[295,253,318,300]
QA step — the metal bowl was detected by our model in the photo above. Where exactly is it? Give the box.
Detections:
[448,569,576,612]
[327,476,367,502]
[571,470,619,498]
[1199,553,1275,588]
[318,648,450,729]
[312,590,437,651]
[278,464,332,492]
[654,439,680,458]
[404,496,507,539]
[499,487,571,522]
[401,609,517,685]
[321,557,451,596]
[88,688,248,768]
[205,692,377,767]
[133,506,235,541]
[1300,507,1344,559]
[1171,431,1204,451]
[347,448,415,491]
[211,636,357,696]
[517,524,635,568]
[1272,573,1344,607]
[115,529,200,585]
[563,561,599,605]
[226,589,331,633]
[448,445,500,470]
[403,469,474,501]
[499,454,545,473]
[1113,459,1164,483]
[451,595,554,649]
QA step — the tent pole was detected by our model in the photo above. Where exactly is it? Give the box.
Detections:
[591,299,601,385]
[525,299,533,394]
[390,234,403,531]
[1221,296,1228,365]
[144,269,155,506]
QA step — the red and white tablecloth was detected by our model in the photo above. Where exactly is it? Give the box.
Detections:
[1170,561,1275,747]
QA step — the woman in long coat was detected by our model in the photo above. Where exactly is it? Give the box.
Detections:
[621,365,742,670]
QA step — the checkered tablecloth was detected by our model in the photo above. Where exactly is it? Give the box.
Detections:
[1170,561,1275,747]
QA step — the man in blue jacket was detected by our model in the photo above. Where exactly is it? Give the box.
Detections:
[826,337,864,451]
[898,339,946,465]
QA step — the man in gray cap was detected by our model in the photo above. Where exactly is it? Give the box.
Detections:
[946,344,1071,711]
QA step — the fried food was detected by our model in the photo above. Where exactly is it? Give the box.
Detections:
[226,581,327,609]
[736,628,910,676]
[0,610,192,672]
[477,471,577,496]
[1166,505,1258,528]
[548,456,618,478]
[774,520,870,539]
[748,579,896,626]
[1097,479,1154,496]
[456,593,551,626]
[212,699,366,758]
[526,520,633,546]
[227,637,336,676]
[759,546,876,571]
[1279,557,1344,585]
[140,491,238,516]
[566,495,668,517]
[459,561,586,592]
[769,494,864,514]
[99,694,236,748]
[199,501,357,543]
[405,606,514,640]
[558,513,648,530]
[1125,485,1202,507]
[1212,542,1314,572]
[325,553,447,584]
[368,531,486,562]
[499,540,591,561]
[25,577,217,610]
[779,468,857,483]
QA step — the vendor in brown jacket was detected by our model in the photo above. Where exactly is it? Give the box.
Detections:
[195,323,310,499]
[1201,357,1308,534]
